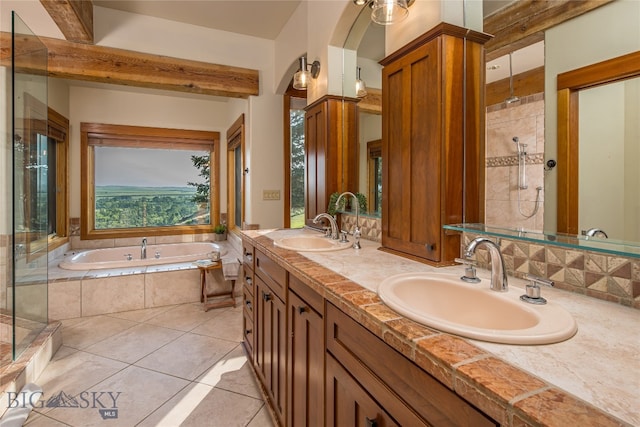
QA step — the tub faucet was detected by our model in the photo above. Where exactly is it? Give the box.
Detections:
[464,237,508,292]
[313,213,338,240]
[335,191,361,249]
[141,237,147,259]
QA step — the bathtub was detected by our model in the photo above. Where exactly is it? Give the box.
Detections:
[58,242,227,270]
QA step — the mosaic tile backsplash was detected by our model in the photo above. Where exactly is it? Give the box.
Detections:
[462,232,640,309]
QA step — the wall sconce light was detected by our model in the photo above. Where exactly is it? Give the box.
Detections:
[353,0,414,25]
[293,56,320,90]
[355,67,367,98]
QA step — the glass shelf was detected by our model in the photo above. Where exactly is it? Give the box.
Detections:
[444,223,640,259]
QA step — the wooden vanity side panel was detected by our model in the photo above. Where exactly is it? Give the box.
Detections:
[326,303,498,427]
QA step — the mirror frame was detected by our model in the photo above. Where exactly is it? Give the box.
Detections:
[556,51,640,235]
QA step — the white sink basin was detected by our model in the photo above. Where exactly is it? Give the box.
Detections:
[273,235,352,252]
[378,273,577,345]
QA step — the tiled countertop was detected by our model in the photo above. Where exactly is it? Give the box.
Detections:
[242,228,639,427]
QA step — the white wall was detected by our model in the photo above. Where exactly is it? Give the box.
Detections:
[544,0,640,233]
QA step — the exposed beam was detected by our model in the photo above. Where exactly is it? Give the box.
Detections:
[1,32,259,98]
[484,0,615,61]
[357,88,381,115]
[486,66,544,106]
[40,0,94,44]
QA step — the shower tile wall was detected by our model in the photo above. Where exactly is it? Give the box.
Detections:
[486,94,545,232]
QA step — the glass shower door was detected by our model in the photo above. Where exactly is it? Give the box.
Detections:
[10,11,49,361]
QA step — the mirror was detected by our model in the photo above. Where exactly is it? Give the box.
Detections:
[340,0,640,256]
[343,5,384,217]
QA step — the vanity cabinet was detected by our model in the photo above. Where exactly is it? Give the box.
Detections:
[254,248,288,425]
[304,95,359,227]
[241,241,255,357]
[326,303,498,427]
[380,24,489,265]
[287,274,324,427]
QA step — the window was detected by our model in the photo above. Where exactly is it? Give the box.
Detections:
[47,108,69,249]
[81,123,220,239]
[226,114,245,232]
[284,90,307,228]
[367,139,382,214]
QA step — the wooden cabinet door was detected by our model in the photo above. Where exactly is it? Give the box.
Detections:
[326,354,399,427]
[382,39,442,262]
[255,275,287,424]
[288,291,324,427]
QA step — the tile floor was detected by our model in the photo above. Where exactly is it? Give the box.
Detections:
[23,302,274,426]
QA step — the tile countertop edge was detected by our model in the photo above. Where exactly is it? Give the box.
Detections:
[243,229,634,427]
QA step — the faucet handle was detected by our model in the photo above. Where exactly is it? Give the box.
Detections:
[339,230,349,243]
[455,258,481,283]
[520,274,554,305]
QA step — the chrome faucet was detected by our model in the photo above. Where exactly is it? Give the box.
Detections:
[584,228,608,239]
[313,213,339,240]
[464,237,508,292]
[141,237,147,259]
[335,191,361,249]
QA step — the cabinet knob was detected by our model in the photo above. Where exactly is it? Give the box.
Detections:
[297,306,306,315]
[245,277,253,285]
[245,300,252,310]
[262,292,272,302]
[425,243,436,251]
[245,329,252,335]
[365,417,377,427]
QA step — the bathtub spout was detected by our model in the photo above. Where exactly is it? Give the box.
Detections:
[141,238,147,259]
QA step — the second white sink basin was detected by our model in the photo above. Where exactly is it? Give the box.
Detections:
[273,235,352,252]
[378,273,577,345]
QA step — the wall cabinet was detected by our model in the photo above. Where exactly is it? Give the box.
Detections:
[304,95,358,227]
[380,24,489,265]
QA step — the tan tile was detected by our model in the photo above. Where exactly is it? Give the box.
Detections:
[191,307,243,342]
[48,280,81,321]
[81,275,145,316]
[135,333,237,381]
[106,305,176,323]
[144,269,200,308]
[84,323,183,364]
[246,405,275,427]
[198,345,262,399]
[34,346,128,403]
[62,316,137,350]
[145,303,219,332]
[44,365,189,427]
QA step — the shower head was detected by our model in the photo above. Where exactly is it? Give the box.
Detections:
[512,137,519,143]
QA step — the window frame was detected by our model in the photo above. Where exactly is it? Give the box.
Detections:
[226,114,245,233]
[80,122,220,240]
[283,85,307,227]
[47,107,70,251]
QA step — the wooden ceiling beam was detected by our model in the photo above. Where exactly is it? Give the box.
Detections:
[357,88,382,115]
[484,0,615,61]
[1,32,260,98]
[40,0,94,44]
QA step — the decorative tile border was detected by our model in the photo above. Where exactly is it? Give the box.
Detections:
[462,232,640,309]
[486,153,544,167]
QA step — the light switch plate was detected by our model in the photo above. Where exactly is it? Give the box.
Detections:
[263,190,280,200]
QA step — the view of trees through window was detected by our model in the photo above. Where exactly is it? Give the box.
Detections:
[290,109,305,228]
[94,147,210,229]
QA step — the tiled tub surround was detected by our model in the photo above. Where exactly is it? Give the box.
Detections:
[462,232,640,309]
[485,94,545,232]
[47,240,241,320]
[242,228,639,426]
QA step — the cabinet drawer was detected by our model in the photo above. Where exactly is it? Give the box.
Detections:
[243,309,254,355]
[243,284,254,315]
[326,303,497,427]
[290,273,323,314]
[242,239,254,269]
[243,264,254,296]
[255,249,287,301]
